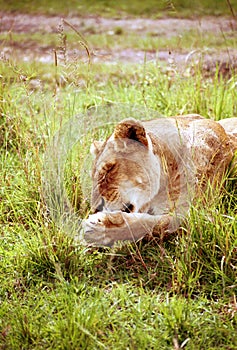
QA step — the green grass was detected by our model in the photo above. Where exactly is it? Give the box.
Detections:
[1,0,237,17]
[1,27,236,52]
[1,4,237,349]
[1,54,237,349]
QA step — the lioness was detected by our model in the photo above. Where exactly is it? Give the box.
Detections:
[83,114,237,246]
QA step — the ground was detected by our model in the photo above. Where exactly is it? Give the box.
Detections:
[1,12,236,72]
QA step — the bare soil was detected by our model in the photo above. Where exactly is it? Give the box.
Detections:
[0,12,236,73]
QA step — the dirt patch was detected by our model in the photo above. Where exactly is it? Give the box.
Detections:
[0,11,236,74]
[0,12,236,34]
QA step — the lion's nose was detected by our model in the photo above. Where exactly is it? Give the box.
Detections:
[122,203,134,213]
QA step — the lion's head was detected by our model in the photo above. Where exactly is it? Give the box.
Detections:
[90,118,161,215]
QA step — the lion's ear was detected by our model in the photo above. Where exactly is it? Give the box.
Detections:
[114,118,148,147]
[90,140,104,157]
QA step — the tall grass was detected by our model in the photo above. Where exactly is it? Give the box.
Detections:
[1,52,237,348]
[1,7,237,348]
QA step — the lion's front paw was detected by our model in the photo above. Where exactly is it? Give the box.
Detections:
[85,211,106,227]
[82,211,156,247]
[85,211,125,229]
[83,211,127,246]
[83,212,106,238]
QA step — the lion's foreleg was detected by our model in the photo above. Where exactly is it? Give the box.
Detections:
[83,211,182,246]
[151,213,182,240]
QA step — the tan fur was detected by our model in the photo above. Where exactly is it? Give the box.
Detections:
[83,115,237,246]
